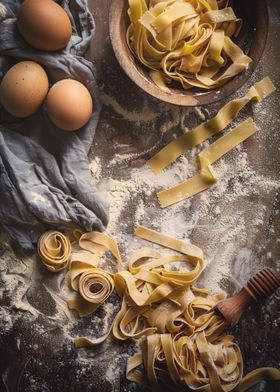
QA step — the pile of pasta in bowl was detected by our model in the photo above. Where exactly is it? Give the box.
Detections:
[126,0,252,92]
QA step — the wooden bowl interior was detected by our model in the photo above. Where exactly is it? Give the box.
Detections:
[110,0,268,106]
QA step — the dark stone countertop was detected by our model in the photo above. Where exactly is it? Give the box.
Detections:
[0,1,279,391]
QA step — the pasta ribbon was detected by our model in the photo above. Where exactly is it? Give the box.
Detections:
[158,117,257,207]
[68,266,114,317]
[78,231,124,265]
[37,231,71,272]
[74,328,113,347]
[66,231,123,317]
[127,0,252,91]
[135,225,204,261]
[147,77,276,174]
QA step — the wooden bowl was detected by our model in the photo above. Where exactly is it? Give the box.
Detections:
[109,0,268,106]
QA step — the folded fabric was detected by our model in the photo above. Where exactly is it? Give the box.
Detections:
[0,0,108,250]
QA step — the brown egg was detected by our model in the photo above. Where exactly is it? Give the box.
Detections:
[0,61,49,118]
[46,80,93,131]
[17,0,72,52]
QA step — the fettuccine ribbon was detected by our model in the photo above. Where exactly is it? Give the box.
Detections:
[37,230,71,272]
[67,231,122,317]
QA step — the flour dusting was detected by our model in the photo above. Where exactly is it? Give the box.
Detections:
[93,105,279,296]
[1,76,280,388]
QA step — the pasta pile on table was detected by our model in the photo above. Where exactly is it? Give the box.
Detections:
[37,227,280,391]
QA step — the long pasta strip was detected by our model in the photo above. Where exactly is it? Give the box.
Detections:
[147,77,275,174]
[66,230,123,317]
[135,225,204,262]
[37,231,71,272]
[79,231,123,265]
[74,326,113,347]
[67,259,115,317]
[157,117,257,207]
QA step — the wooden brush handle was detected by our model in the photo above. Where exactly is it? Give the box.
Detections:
[246,267,280,301]
[215,267,280,328]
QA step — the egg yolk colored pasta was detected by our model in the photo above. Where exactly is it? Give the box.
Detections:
[57,226,280,392]
[126,0,251,91]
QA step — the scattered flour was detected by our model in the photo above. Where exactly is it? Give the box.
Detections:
[1,77,279,388]
[100,92,162,123]
[89,156,102,182]
[93,98,279,296]
[0,236,38,331]
[1,93,279,345]
[0,4,7,19]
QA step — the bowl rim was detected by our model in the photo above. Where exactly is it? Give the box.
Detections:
[109,0,268,107]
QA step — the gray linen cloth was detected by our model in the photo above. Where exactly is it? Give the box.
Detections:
[0,0,108,250]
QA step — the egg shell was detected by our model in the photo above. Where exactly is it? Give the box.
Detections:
[0,61,49,118]
[46,79,93,131]
[17,0,72,52]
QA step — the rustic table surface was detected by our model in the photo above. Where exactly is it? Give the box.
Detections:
[0,1,279,391]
